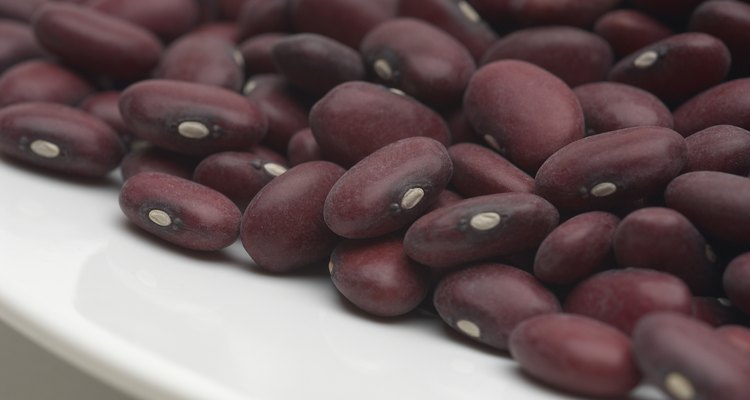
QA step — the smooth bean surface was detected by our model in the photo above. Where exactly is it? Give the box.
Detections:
[723,253,750,316]
[593,9,672,59]
[0,60,94,107]
[155,33,244,91]
[673,78,750,135]
[448,143,534,197]
[684,125,750,175]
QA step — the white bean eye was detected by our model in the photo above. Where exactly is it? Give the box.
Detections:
[590,182,617,197]
[400,187,425,210]
[148,209,172,227]
[30,139,60,158]
[470,212,501,230]
[177,121,210,139]
[373,59,393,81]
[633,50,659,69]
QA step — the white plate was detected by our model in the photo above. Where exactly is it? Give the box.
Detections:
[0,157,663,400]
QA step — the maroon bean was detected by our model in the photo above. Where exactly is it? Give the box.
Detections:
[88,0,199,42]
[564,268,693,335]
[119,79,268,156]
[535,126,686,212]
[533,211,619,286]
[684,125,750,175]
[236,0,292,41]
[573,82,673,135]
[717,325,750,355]
[309,81,451,167]
[481,26,613,87]
[448,143,534,197]
[509,314,640,398]
[238,33,285,76]
[608,33,731,104]
[632,312,750,400]
[119,172,241,251]
[464,60,584,173]
[463,0,512,26]
[593,9,673,59]
[31,3,163,80]
[246,144,287,166]
[286,128,321,166]
[690,0,750,74]
[630,0,710,20]
[673,78,750,136]
[433,263,561,350]
[120,146,198,181]
[0,0,46,22]
[216,0,244,19]
[79,91,129,141]
[665,171,750,247]
[724,253,750,316]
[691,297,737,327]
[329,236,429,317]
[0,60,94,107]
[427,189,464,212]
[0,20,45,74]
[508,0,622,28]
[155,33,244,91]
[240,161,345,273]
[0,102,124,177]
[190,22,239,43]
[444,108,480,144]
[360,18,475,109]
[404,192,559,269]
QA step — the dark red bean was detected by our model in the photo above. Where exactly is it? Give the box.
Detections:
[0,0,46,22]
[673,78,750,136]
[31,3,163,79]
[444,108,480,144]
[240,161,345,273]
[79,91,129,141]
[593,9,673,59]
[448,143,534,197]
[630,0,709,20]
[246,144,288,166]
[717,325,750,355]
[464,0,512,26]
[433,263,561,350]
[329,236,429,317]
[360,18,475,108]
[119,172,241,251]
[464,60,584,173]
[238,33,285,76]
[120,146,198,181]
[427,189,464,212]
[215,0,244,19]
[119,79,268,156]
[0,60,94,107]
[690,0,750,74]
[724,253,750,316]
[286,128,321,166]
[404,192,559,269]
[236,0,292,41]
[190,22,238,43]
[535,126,686,212]
[481,26,613,87]
[564,268,693,335]
[607,32,731,104]
[155,33,244,91]
[665,171,750,247]
[508,0,622,28]
[88,0,199,42]
[271,33,365,96]
[0,102,124,177]
[684,125,750,175]
[692,297,737,327]
[573,82,673,135]
[309,81,451,167]
[0,20,45,74]
[509,314,640,398]
[633,312,750,400]
[534,211,619,286]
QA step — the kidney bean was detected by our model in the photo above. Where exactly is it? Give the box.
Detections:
[236,0,292,41]
[240,161,345,273]
[509,314,640,398]
[246,144,288,166]
[684,125,750,175]
[463,0,512,27]
[535,126,686,212]
[464,60,584,173]
[481,26,613,87]
[309,81,451,167]
[444,108,480,144]
[608,32,731,105]
[286,128,321,166]
[119,172,240,250]
[119,79,268,156]
[665,171,750,247]
[190,22,239,43]
[690,0,750,74]
[593,9,673,59]
[692,297,738,327]
[427,189,464,212]
[717,325,750,355]
[329,236,429,317]
[88,0,199,42]
[0,20,45,74]
[673,78,750,136]
[404,192,559,269]
[508,0,621,28]
[238,33,285,76]
[271,33,365,96]
[360,18,475,109]
[433,263,561,350]
[0,60,94,107]
[31,3,163,80]
[0,0,46,22]
[630,0,710,20]
[724,253,750,316]
[565,268,693,335]
[79,91,129,142]
[0,102,124,178]
[193,151,287,211]
[632,312,750,400]
[120,145,198,181]
[573,82,673,135]
[448,143,534,197]
[215,0,244,19]
[533,211,619,286]
[155,33,244,91]
[243,74,309,152]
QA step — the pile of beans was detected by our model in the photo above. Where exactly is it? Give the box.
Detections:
[1,0,750,398]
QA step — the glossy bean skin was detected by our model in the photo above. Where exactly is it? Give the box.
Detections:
[564,268,693,335]
[533,211,619,286]
[31,3,163,79]
[79,91,129,141]
[329,236,430,317]
[155,33,244,91]
[238,33,285,76]
[119,79,267,156]
[272,33,365,96]
[464,60,584,173]
[286,128,321,166]
[608,33,731,104]
[691,297,737,327]
[448,143,534,197]
[480,26,613,87]
[684,125,750,175]
[690,0,750,74]
[724,253,750,316]
[433,263,561,350]
[0,20,45,74]
[404,192,559,269]
[509,314,640,398]
[508,0,621,28]
[240,161,345,273]
[309,81,451,167]
[593,9,672,59]
[119,172,241,251]
[573,82,673,135]
[665,171,750,247]
[535,126,686,212]
[120,146,198,181]
[88,0,199,42]
[633,312,750,400]
[717,325,750,355]
[0,102,124,178]
[325,137,452,239]
[237,0,292,41]
[360,18,475,109]
[673,78,750,136]
[0,60,94,107]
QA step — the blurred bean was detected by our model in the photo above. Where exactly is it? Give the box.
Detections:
[673,78,750,136]
[190,22,238,43]
[79,91,129,141]
[724,253,750,316]
[88,0,198,42]
[0,60,94,107]
[717,325,750,355]
[508,0,622,28]
[0,20,45,74]
[691,297,738,327]
[236,0,292,41]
